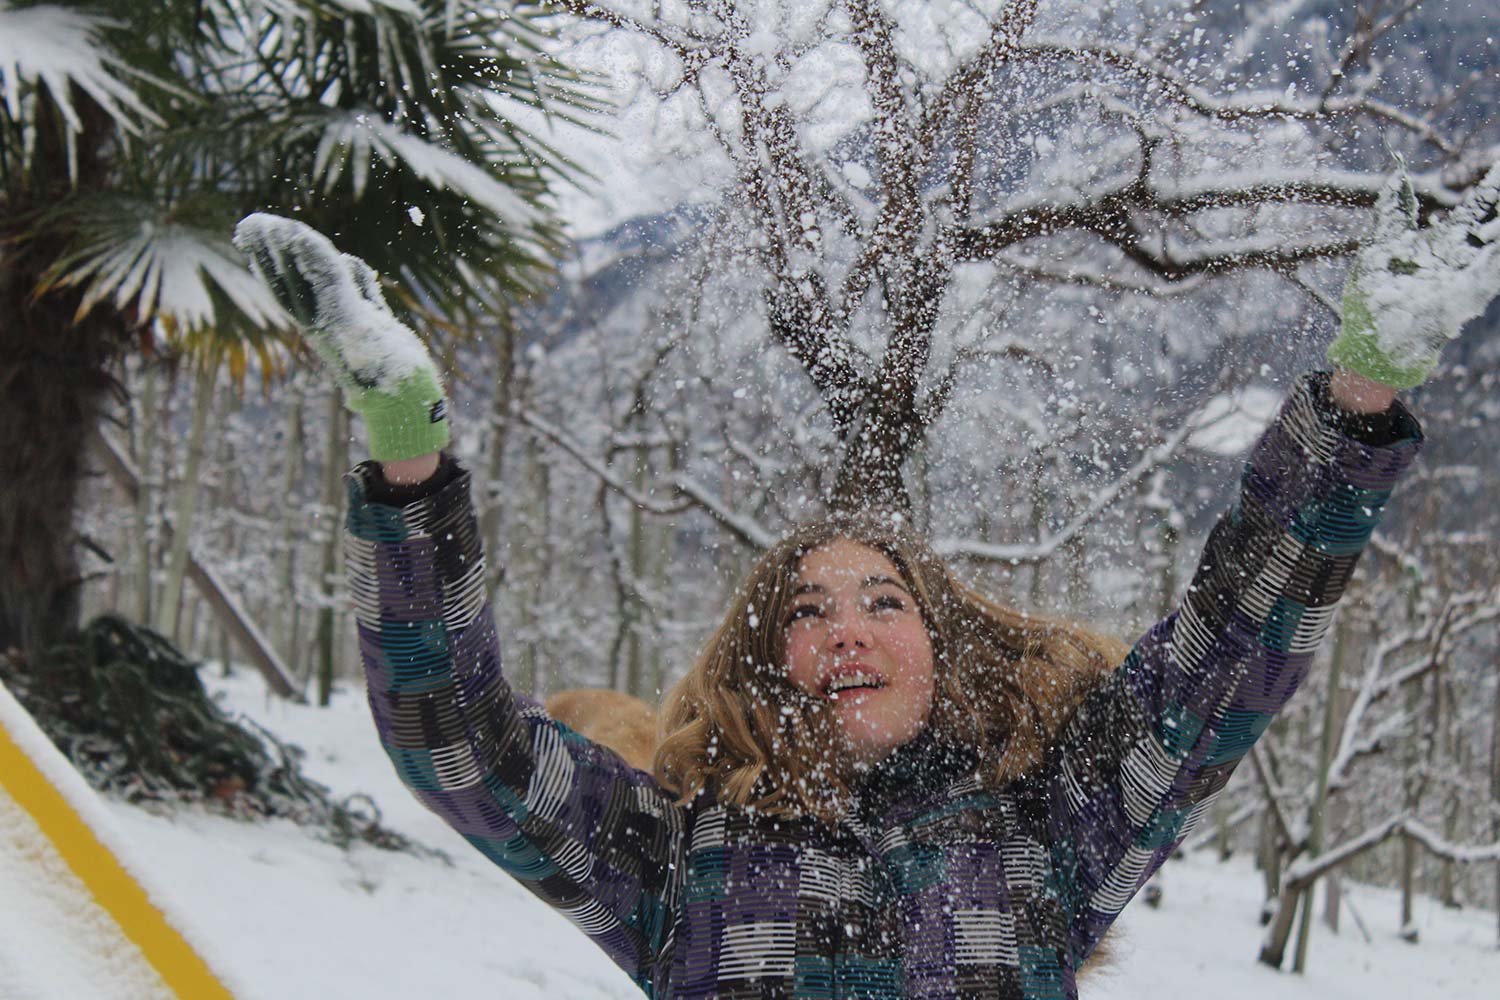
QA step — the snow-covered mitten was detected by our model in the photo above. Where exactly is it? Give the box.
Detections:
[232,213,450,462]
[1328,162,1500,389]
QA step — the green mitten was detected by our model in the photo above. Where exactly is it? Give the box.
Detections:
[1329,161,1500,389]
[233,213,450,462]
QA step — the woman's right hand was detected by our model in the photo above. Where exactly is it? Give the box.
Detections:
[233,213,451,471]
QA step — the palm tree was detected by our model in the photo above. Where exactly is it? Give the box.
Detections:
[0,0,602,660]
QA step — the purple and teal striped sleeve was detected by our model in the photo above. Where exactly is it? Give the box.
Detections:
[1039,371,1422,962]
[343,462,686,997]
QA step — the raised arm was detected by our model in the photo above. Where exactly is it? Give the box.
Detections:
[345,458,685,993]
[1037,370,1420,962]
[1034,161,1497,963]
[234,214,687,994]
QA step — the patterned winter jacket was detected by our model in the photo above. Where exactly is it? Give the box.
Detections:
[345,372,1421,1000]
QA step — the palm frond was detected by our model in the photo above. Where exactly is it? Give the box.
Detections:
[39,201,293,335]
[11,0,608,389]
[0,3,168,181]
[303,111,544,227]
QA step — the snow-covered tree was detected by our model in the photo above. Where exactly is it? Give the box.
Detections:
[0,0,600,660]
[541,0,1495,513]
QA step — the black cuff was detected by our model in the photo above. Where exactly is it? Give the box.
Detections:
[361,452,462,506]
[1308,371,1411,447]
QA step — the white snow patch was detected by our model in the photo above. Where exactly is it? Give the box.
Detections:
[0,785,172,999]
[0,3,163,139]
[0,682,250,998]
[1353,165,1500,372]
[1188,385,1282,456]
[24,662,1489,999]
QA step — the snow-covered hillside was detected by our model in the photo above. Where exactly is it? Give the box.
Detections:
[95,666,1500,999]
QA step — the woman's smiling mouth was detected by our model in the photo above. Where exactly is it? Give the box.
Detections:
[820,665,887,697]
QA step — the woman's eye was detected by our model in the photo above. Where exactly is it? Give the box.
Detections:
[869,594,905,612]
[786,604,822,624]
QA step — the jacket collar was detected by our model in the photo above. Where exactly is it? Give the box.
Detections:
[849,727,980,823]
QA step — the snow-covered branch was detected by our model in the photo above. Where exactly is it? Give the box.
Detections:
[1018,37,1461,158]
[513,405,775,550]
[1285,815,1500,890]
[513,406,691,516]
[933,413,1198,566]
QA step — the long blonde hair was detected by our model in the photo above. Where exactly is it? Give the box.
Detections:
[652,511,1129,823]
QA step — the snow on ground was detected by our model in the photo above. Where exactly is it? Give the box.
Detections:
[102,665,1500,999]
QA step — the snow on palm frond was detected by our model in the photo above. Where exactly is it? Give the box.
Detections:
[46,214,292,335]
[0,2,164,178]
[240,0,422,18]
[307,112,545,228]
[305,0,423,16]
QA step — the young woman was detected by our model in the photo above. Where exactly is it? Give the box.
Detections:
[235,165,1494,999]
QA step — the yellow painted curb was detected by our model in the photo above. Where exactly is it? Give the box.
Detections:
[0,714,234,999]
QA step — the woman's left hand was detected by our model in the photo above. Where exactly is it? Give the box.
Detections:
[1327,161,1500,391]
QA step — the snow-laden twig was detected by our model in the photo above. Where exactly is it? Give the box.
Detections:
[1251,744,1307,850]
[933,414,1197,565]
[1285,814,1500,889]
[513,405,777,550]
[993,253,1208,298]
[671,475,778,549]
[1018,37,1462,158]
[512,406,690,516]
[1327,586,1500,792]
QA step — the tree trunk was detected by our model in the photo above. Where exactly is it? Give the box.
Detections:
[1294,614,1352,972]
[1260,883,1305,969]
[480,324,517,599]
[1439,675,1460,908]
[829,402,921,514]
[277,392,305,677]
[1399,834,1417,940]
[1323,872,1341,933]
[1491,628,1500,947]
[131,360,160,624]
[623,446,650,698]
[0,298,119,658]
[0,86,119,661]
[1027,455,1050,608]
[157,364,217,643]
[314,398,347,707]
[525,439,554,700]
[1399,674,1423,941]
[1291,890,1317,974]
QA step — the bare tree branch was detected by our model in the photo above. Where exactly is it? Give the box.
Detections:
[933,412,1198,565]
[1018,37,1461,157]
[1286,813,1500,890]
[514,405,777,549]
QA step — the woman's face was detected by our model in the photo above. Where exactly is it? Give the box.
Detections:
[782,538,936,770]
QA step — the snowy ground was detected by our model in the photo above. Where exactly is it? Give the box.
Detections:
[102,666,1500,999]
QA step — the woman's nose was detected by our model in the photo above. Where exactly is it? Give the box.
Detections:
[827,613,871,650]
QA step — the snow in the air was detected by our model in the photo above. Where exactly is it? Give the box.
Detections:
[78,666,1500,1000]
